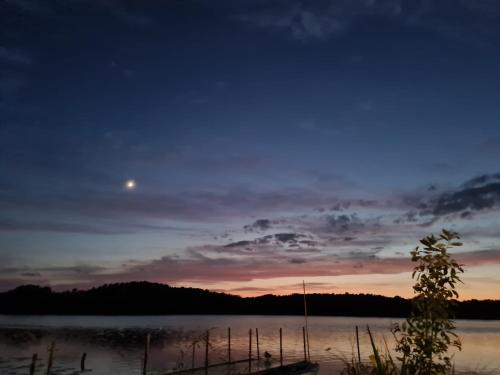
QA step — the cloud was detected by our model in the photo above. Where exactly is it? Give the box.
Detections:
[0,217,210,236]
[0,218,124,235]
[288,258,307,264]
[234,0,499,45]
[244,218,272,232]
[4,247,500,292]
[392,173,500,226]
[223,232,319,252]
[234,0,400,40]
[0,185,342,222]
[431,174,500,216]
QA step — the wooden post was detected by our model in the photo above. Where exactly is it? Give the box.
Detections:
[143,333,150,375]
[192,342,196,369]
[46,342,55,375]
[303,281,310,361]
[204,330,209,374]
[302,327,307,362]
[80,352,87,371]
[256,328,260,361]
[248,329,252,372]
[29,353,37,375]
[228,327,231,364]
[279,328,283,367]
[356,326,361,365]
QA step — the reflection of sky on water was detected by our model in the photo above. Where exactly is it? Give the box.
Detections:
[0,316,499,375]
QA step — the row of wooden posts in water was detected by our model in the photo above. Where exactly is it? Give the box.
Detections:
[27,325,314,375]
[146,326,313,375]
[28,342,88,375]
[27,326,369,375]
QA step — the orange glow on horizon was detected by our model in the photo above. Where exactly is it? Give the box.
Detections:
[174,264,500,301]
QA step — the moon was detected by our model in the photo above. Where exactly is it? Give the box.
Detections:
[125,179,136,190]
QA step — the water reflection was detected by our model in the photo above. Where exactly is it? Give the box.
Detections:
[0,315,498,375]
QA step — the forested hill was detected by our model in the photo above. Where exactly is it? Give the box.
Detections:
[0,282,499,319]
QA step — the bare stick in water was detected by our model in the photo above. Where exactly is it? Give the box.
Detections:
[29,353,37,375]
[81,352,87,371]
[279,328,283,367]
[356,325,361,365]
[143,333,150,375]
[302,327,307,362]
[192,341,196,369]
[228,327,231,364]
[205,330,209,374]
[256,328,260,361]
[303,280,311,361]
[46,342,55,375]
[248,328,252,372]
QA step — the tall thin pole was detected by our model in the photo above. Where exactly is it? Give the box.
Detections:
[356,326,361,365]
[192,342,196,369]
[143,333,150,375]
[302,327,307,362]
[80,352,87,372]
[279,328,283,367]
[204,330,209,374]
[256,328,260,361]
[46,342,55,375]
[228,327,231,364]
[29,353,37,375]
[303,280,311,361]
[248,329,252,373]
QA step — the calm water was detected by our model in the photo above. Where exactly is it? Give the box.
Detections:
[0,315,498,375]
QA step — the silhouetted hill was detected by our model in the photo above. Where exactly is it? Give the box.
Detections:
[0,282,499,319]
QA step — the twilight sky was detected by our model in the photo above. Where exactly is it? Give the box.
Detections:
[1,0,500,299]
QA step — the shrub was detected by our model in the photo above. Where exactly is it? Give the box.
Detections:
[392,229,464,375]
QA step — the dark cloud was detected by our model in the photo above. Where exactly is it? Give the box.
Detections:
[393,210,418,224]
[432,174,500,216]
[393,173,500,226]
[224,240,254,249]
[326,214,352,229]
[324,213,373,233]
[244,218,272,232]
[462,173,500,189]
[288,258,307,264]
[21,272,42,277]
[223,233,317,251]
[285,248,322,253]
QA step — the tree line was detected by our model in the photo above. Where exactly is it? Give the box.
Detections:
[0,281,498,319]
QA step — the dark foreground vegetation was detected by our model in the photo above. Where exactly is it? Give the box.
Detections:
[0,281,498,319]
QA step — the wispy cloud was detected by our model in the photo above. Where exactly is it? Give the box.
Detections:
[234,0,500,44]
[3,246,500,292]
[234,0,400,40]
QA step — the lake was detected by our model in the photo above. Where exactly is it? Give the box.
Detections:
[0,315,498,375]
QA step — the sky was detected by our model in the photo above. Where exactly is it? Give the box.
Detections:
[1,0,500,299]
